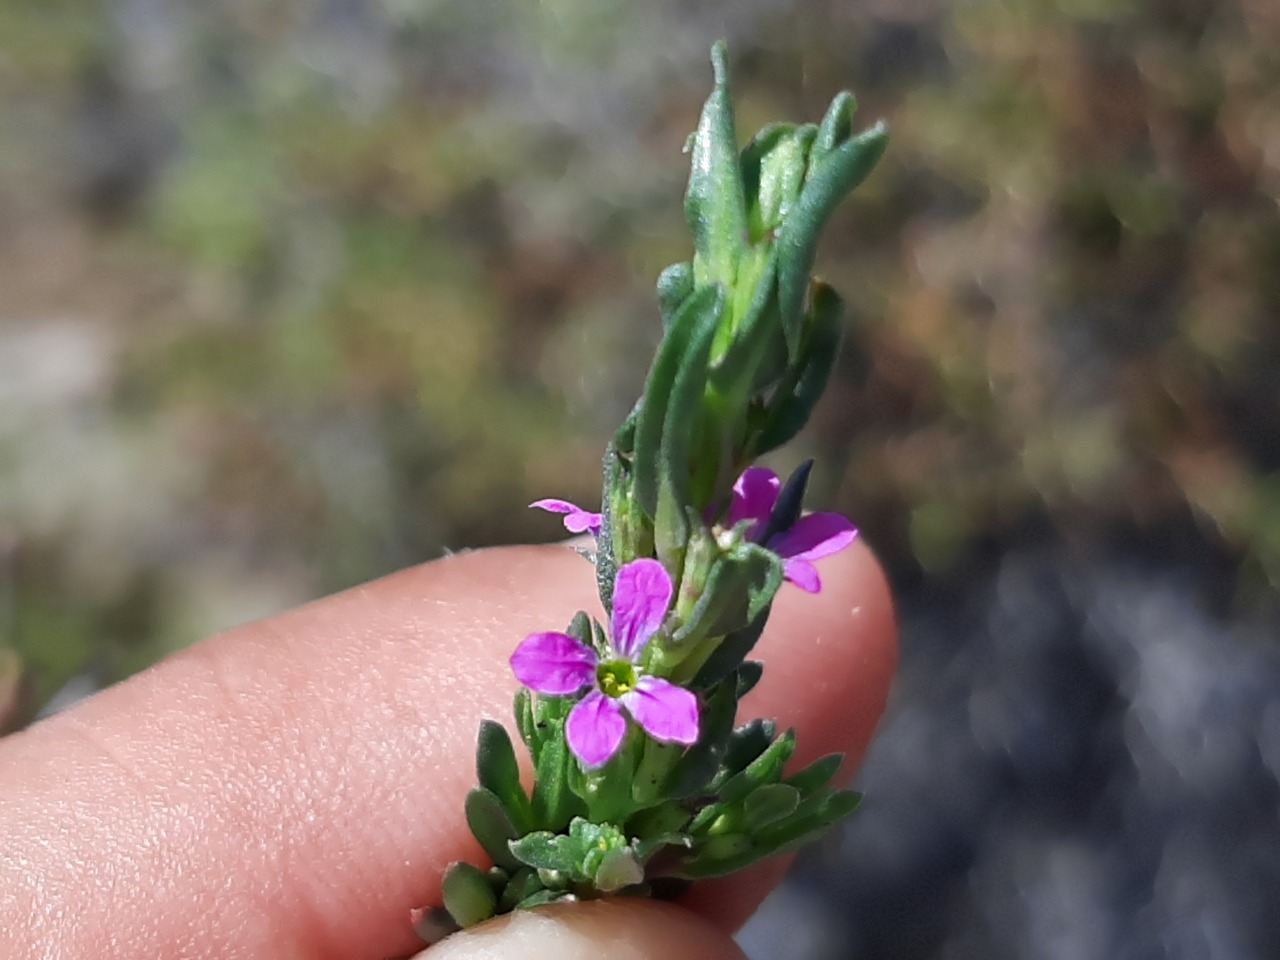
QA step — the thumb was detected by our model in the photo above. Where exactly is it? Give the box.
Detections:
[413,900,745,960]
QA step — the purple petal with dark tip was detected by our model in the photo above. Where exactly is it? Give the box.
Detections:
[768,512,858,562]
[622,677,699,746]
[610,558,673,660]
[530,499,602,536]
[510,632,598,695]
[566,689,628,768]
[726,467,781,533]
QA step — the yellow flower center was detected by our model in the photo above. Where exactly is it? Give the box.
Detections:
[597,660,638,699]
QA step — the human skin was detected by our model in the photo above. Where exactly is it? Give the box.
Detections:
[0,541,896,960]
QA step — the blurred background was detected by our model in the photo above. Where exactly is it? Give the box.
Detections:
[3,0,1280,956]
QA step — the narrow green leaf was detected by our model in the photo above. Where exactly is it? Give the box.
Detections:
[722,719,776,775]
[709,249,781,393]
[465,788,521,870]
[783,753,844,794]
[685,41,748,289]
[751,283,844,457]
[657,262,694,330]
[740,123,793,235]
[754,789,861,851]
[692,610,769,688]
[775,121,887,344]
[719,728,796,804]
[441,861,498,928]
[514,688,535,752]
[626,801,692,840]
[476,720,532,832]
[633,284,725,519]
[565,611,592,645]
[742,783,801,830]
[529,724,584,831]
[634,832,694,863]
[811,91,856,165]
[664,679,737,797]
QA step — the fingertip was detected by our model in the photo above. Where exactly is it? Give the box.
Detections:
[414,900,746,960]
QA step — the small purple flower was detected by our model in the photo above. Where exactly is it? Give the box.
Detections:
[530,498,602,537]
[510,558,698,769]
[727,467,858,594]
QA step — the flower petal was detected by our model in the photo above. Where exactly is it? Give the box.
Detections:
[530,499,602,536]
[510,632,598,695]
[621,677,699,746]
[782,558,822,594]
[610,558,673,660]
[768,512,858,562]
[566,689,628,769]
[726,467,781,534]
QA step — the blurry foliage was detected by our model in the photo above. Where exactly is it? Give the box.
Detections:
[1,0,1279,703]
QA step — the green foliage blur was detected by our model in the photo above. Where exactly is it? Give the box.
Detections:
[2,0,1278,724]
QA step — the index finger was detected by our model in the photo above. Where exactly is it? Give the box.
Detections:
[0,541,895,959]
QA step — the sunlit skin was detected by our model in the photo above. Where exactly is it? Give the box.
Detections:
[0,541,895,959]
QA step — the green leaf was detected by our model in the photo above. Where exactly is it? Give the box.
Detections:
[775,121,887,345]
[740,123,793,235]
[565,611,592,645]
[497,868,544,912]
[746,124,815,242]
[692,610,770,689]
[811,91,856,166]
[633,284,725,520]
[783,753,844,794]
[754,789,861,851]
[751,283,844,457]
[722,719,776,775]
[657,262,694,330]
[465,788,522,870]
[634,831,694,863]
[514,688,535,751]
[685,41,748,289]
[441,861,498,928]
[508,830,588,878]
[719,729,796,804]
[530,723,584,831]
[709,249,782,393]
[476,720,532,833]
[742,783,801,830]
[664,679,737,797]
[626,801,692,840]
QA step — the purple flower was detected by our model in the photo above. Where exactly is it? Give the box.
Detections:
[509,558,699,769]
[530,498,602,537]
[727,467,858,594]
